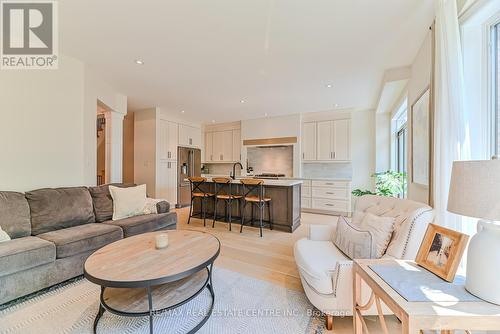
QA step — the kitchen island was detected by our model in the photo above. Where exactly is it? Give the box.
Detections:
[192,177,302,233]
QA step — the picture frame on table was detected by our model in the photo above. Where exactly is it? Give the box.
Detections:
[415,223,469,282]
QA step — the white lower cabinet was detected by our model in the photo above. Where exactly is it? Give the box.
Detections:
[157,160,177,207]
[301,179,351,215]
[301,197,312,209]
[311,198,349,212]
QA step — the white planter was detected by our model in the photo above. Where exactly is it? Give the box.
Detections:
[465,220,500,305]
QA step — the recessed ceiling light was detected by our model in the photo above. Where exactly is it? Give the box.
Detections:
[134,59,144,65]
[240,99,246,104]
[334,104,339,108]
[264,113,268,117]
[211,120,216,123]
[181,110,185,113]
[326,84,333,88]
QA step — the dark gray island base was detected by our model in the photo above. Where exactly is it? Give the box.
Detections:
[192,179,302,233]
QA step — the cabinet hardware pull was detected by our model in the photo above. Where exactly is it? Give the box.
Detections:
[326,192,334,194]
[303,152,305,159]
[334,152,336,159]
[325,204,334,207]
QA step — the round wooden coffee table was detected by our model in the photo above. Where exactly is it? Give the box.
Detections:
[84,230,220,334]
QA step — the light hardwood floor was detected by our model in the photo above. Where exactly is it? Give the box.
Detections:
[176,207,401,333]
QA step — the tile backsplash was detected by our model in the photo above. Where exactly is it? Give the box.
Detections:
[202,163,241,176]
[302,163,352,179]
[247,146,293,177]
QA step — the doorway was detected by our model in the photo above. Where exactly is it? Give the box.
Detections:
[96,102,108,185]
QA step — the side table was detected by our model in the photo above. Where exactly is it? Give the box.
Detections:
[353,259,500,333]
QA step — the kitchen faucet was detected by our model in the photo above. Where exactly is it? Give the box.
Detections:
[230,162,243,180]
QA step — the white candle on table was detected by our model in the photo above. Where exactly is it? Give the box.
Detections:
[155,233,169,249]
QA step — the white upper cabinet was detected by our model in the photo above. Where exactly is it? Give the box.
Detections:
[302,122,317,161]
[301,119,351,162]
[158,120,178,161]
[316,121,333,160]
[205,132,214,162]
[203,122,241,163]
[179,124,201,148]
[232,129,241,162]
[333,119,350,161]
[212,130,233,162]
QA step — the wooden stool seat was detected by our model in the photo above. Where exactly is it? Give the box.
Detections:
[193,192,214,197]
[216,194,243,200]
[244,195,271,203]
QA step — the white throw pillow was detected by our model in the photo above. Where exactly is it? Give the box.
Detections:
[109,184,147,220]
[0,226,11,243]
[360,213,396,258]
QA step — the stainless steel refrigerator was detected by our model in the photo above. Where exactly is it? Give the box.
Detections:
[177,147,201,208]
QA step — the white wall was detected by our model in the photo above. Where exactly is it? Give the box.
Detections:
[83,67,127,185]
[0,54,126,192]
[0,55,85,192]
[351,109,376,195]
[407,31,432,204]
[133,108,158,196]
[375,112,391,172]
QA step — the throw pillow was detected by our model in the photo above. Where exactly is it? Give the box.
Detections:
[359,213,396,258]
[0,226,11,243]
[333,216,374,259]
[143,198,166,215]
[109,184,147,220]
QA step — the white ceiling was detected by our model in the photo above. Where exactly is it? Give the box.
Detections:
[60,0,434,123]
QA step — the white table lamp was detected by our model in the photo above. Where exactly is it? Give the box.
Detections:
[448,159,500,305]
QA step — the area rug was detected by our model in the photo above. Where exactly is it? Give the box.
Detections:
[0,267,326,334]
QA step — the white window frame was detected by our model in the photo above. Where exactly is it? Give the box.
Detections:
[460,0,500,159]
[390,98,408,172]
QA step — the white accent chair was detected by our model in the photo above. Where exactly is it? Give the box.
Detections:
[294,195,434,330]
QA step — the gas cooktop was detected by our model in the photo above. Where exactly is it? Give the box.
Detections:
[254,173,286,178]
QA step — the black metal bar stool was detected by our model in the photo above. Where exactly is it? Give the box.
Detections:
[187,177,214,226]
[240,179,273,237]
[211,177,243,231]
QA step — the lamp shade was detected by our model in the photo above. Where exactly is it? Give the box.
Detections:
[447,160,500,221]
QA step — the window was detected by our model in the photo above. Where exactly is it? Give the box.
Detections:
[396,126,407,174]
[392,101,408,198]
[493,22,500,156]
[393,103,408,174]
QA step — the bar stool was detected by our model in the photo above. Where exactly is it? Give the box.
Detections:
[211,177,243,231]
[240,179,273,237]
[187,177,214,226]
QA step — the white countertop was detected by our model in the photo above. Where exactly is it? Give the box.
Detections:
[201,174,351,182]
[198,175,302,186]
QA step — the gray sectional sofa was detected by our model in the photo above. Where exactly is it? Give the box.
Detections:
[0,184,177,305]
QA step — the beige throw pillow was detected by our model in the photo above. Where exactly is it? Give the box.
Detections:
[143,198,165,215]
[109,184,147,220]
[360,213,395,258]
[333,216,374,259]
[0,226,11,243]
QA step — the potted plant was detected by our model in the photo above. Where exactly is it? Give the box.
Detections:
[352,171,407,198]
